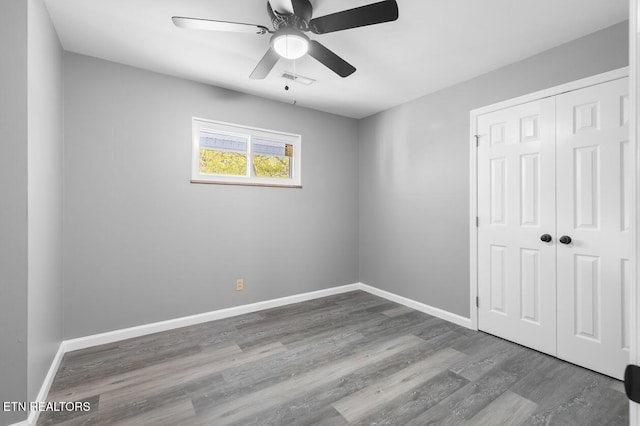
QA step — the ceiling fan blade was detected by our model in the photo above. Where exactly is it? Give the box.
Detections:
[268,0,294,14]
[172,17,269,35]
[307,40,356,78]
[250,48,280,79]
[291,0,313,22]
[308,0,398,34]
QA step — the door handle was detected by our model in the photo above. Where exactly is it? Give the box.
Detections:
[540,234,552,243]
[559,235,572,245]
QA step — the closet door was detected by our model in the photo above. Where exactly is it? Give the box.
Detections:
[556,77,630,379]
[477,98,557,356]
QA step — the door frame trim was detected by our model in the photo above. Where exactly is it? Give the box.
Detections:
[629,0,639,421]
[469,67,629,332]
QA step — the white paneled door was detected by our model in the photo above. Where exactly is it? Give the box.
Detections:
[556,78,631,379]
[477,76,630,379]
[477,98,557,356]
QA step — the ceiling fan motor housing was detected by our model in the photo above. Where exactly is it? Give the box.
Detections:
[268,0,313,31]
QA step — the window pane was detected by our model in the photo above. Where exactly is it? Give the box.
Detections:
[252,154,291,179]
[199,131,248,176]
[252,138,292,179]
[199,148,247,176]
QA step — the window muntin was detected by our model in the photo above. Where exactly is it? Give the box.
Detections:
[191,118,301,187]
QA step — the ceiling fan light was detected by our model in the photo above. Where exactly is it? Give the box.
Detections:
[272,31,309,60]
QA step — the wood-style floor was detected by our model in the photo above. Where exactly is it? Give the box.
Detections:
[39,291,628,425]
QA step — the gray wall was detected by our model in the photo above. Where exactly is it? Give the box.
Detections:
[27,0,64,404]
[0,0,28,424]
[358,21,629,318]
[63,53,359,339]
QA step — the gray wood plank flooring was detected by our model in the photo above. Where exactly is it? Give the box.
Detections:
[38,291,628,425]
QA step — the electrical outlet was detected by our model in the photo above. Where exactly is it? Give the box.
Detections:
[236,278,244,291]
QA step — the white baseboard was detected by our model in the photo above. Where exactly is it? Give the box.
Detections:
[63,283,361,352]
[25,342,66,426]
[8,342,66,426]
[62,282,473,354]
[358,283,474,329]
[16,281,472,425]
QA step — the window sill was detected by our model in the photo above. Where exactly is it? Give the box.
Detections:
[190,179,303,189]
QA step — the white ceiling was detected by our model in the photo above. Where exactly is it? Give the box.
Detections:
[44,0,628,119]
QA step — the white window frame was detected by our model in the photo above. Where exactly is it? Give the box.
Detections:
[191,117,302,188]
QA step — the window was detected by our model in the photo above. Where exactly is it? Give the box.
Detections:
[191,118,302,187]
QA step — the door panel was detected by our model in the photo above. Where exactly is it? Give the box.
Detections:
[490,158,506,224]
[520,154,540,227]
[520,248,540,324]
[477,98,557,356]
[556,77,630,379]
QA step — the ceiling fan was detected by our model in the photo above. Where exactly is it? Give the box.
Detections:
[172,0,399,79]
